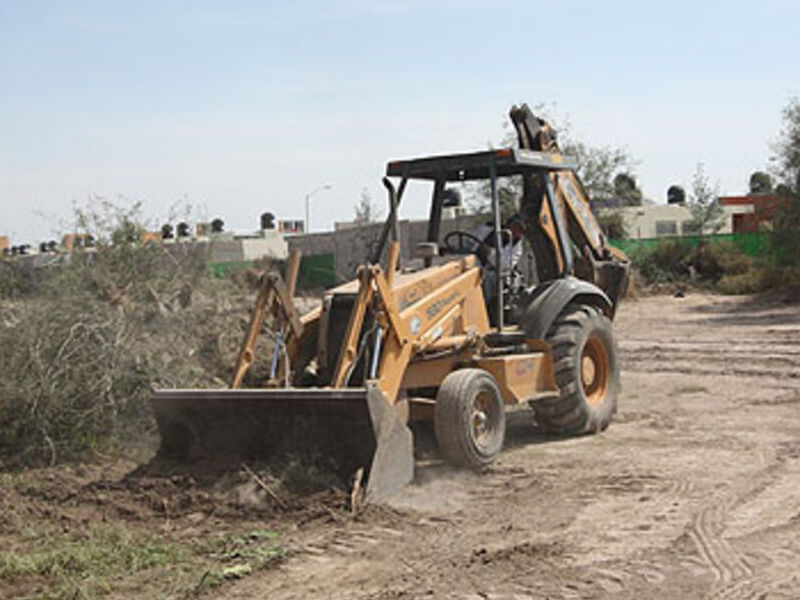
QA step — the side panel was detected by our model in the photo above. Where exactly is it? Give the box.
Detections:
[379,266,490,400]
[328,256,480,311]
[474,354,558,405]
[556,171,605,255]
[401,350,471,391]
[402,351,559,406]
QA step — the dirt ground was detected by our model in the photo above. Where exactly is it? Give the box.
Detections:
[3,292,800,599]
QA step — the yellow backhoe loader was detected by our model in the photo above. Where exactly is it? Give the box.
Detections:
[151,104,630,501]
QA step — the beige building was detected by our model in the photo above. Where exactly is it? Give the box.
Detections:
[603,203,754,239]
[200,229,289,262]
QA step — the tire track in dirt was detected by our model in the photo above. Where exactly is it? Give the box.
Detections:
[221,294,800,600]
[543,467,700,595]
[708,576,774,600]
[689,499,752,585]
[621,342,799,360]
[612,296,800,599]
[626,352,800,370]
[626,363,800,380]
[606,474,695,587]
[619,335,800,381]
[706,444,800,600]
[623,338,800,348]
[667,476,695,497]
[687,444,800,600]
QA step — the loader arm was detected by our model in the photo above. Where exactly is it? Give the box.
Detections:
[229,249,323,389]
[329,255,488,402]
[230,250,302,389]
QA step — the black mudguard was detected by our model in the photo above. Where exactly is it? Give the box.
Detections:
[518,277,613,340]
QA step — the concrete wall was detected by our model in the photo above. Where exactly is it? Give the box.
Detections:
[194,231,288,263]
[287,213,488,282]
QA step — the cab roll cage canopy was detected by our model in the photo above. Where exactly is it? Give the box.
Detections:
[373,147,578,329]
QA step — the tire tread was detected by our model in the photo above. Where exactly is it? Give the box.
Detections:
[532,303,619,434]
[435,369,505,469]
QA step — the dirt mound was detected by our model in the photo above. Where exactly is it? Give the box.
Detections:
[0,459,354,542]
[0,458,362,600]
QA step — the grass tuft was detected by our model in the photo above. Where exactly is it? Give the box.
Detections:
[0,525,285,599]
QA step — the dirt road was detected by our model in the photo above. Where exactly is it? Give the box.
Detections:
[3,293,799,599]
[228,293,800,599]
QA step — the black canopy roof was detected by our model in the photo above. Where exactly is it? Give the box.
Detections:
[385,148,577,181]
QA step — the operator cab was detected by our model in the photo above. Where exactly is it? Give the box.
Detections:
[376,147,580,328]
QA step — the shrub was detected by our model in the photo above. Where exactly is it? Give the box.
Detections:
[691,240,754,282]
[716,270,767,295]
[772,193,800,266]
[633,238,758,289]
[0,241,254,468]
[597,211,627,240]
[0,262,36,298]
[634,239,693,284]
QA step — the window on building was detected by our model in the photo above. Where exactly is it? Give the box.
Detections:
[655,220,677,236]
[681,220,700,235]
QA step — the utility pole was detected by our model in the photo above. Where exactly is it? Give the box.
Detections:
[304,184,332,233]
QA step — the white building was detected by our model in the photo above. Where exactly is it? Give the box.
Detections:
[602,203,754,239]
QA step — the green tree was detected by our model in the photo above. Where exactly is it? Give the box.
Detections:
[72,195,148,246]
[470,107,638,212]
[771,96,800,265]
[561,140,635,205]
[748,171,773,194]
[667,185,686,204]
[596,210,628,239]
[774,96,800,191]
[354,188,381,224]
[772,195,800,265]
[688,163,725,236]
[612,172,643,206]
[467,178,520,221]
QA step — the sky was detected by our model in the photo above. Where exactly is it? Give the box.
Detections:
[1,0,798,244]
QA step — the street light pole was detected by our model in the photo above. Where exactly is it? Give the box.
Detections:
[304,184,332,233]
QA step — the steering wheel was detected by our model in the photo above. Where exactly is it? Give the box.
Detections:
[443,230,485,256]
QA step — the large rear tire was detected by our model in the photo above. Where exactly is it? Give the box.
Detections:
[534,304,619,434]
[434,369,506,469]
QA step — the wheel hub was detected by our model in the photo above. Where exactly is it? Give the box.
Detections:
[472,409,488,434]
[582,355,597,387]
[471,392,494,448]
[581,335,610,407]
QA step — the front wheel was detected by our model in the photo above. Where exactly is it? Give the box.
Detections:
[434,369,506,469]
[534,304,620,433]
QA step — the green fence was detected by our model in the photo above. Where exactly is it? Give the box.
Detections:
[208,253,337,287]
[211,234,772,285]
[610,232,773,260]
[209,260,253,277]
[298,253,337,288]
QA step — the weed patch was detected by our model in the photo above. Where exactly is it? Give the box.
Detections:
[0,524,285,599]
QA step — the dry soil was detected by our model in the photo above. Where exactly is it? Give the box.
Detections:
[3,292,800,599]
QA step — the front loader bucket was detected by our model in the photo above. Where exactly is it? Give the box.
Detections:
[150,382,413,502]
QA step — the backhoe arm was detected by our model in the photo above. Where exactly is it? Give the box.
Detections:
[510,104,630,306]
